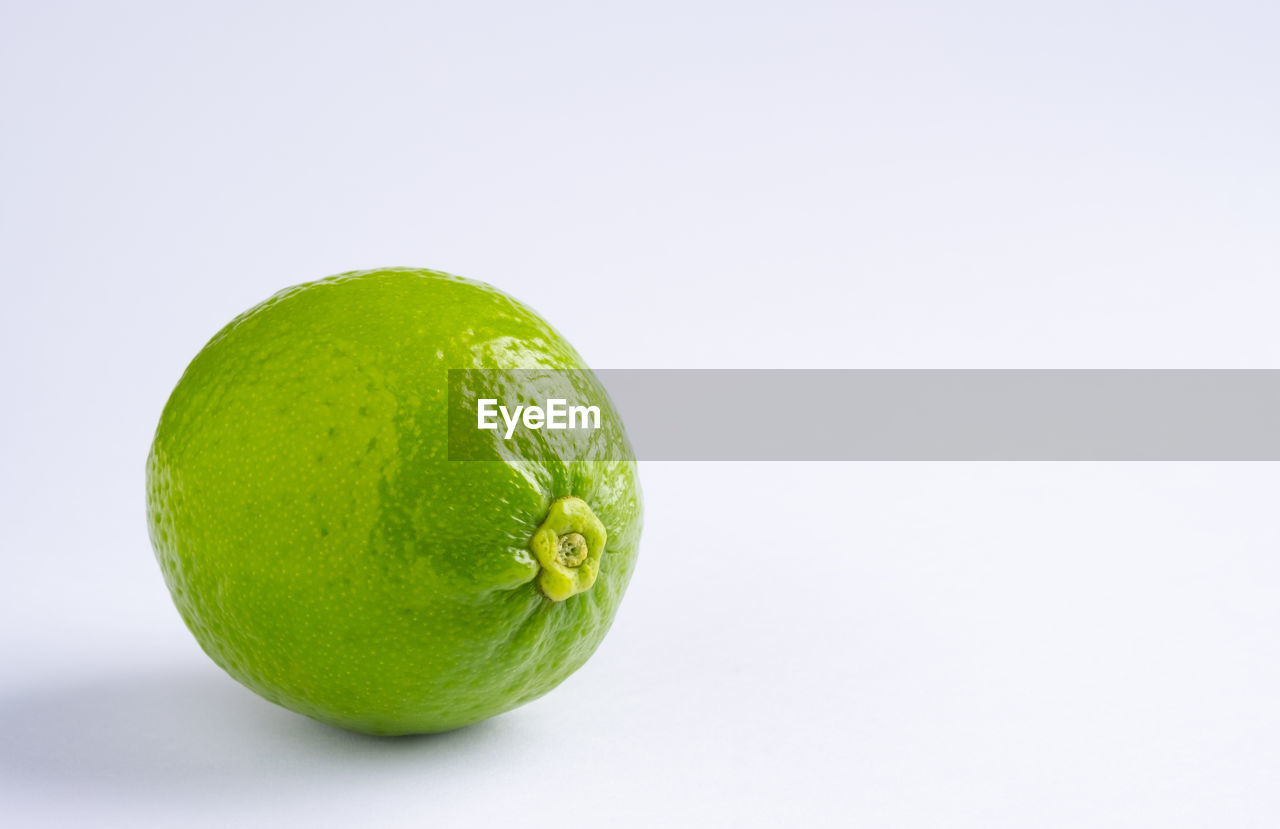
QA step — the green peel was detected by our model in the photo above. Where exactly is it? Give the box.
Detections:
[530,497,606,601]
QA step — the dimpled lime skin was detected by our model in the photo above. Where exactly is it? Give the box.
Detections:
[146,268,642,736]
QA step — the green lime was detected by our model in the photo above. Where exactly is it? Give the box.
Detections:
[146,268,642,735]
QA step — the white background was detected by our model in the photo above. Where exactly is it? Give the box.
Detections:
[2,2,1278,826]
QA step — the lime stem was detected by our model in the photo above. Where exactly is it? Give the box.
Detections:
[555,533,589,567]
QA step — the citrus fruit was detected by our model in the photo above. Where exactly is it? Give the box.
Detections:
[145,268,642,735]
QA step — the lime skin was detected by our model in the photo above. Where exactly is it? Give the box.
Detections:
[146,268,642,735]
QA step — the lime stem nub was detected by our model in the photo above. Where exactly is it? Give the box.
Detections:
[529,497,607,601]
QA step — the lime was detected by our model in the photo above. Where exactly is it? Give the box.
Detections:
[146,268,642,735]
